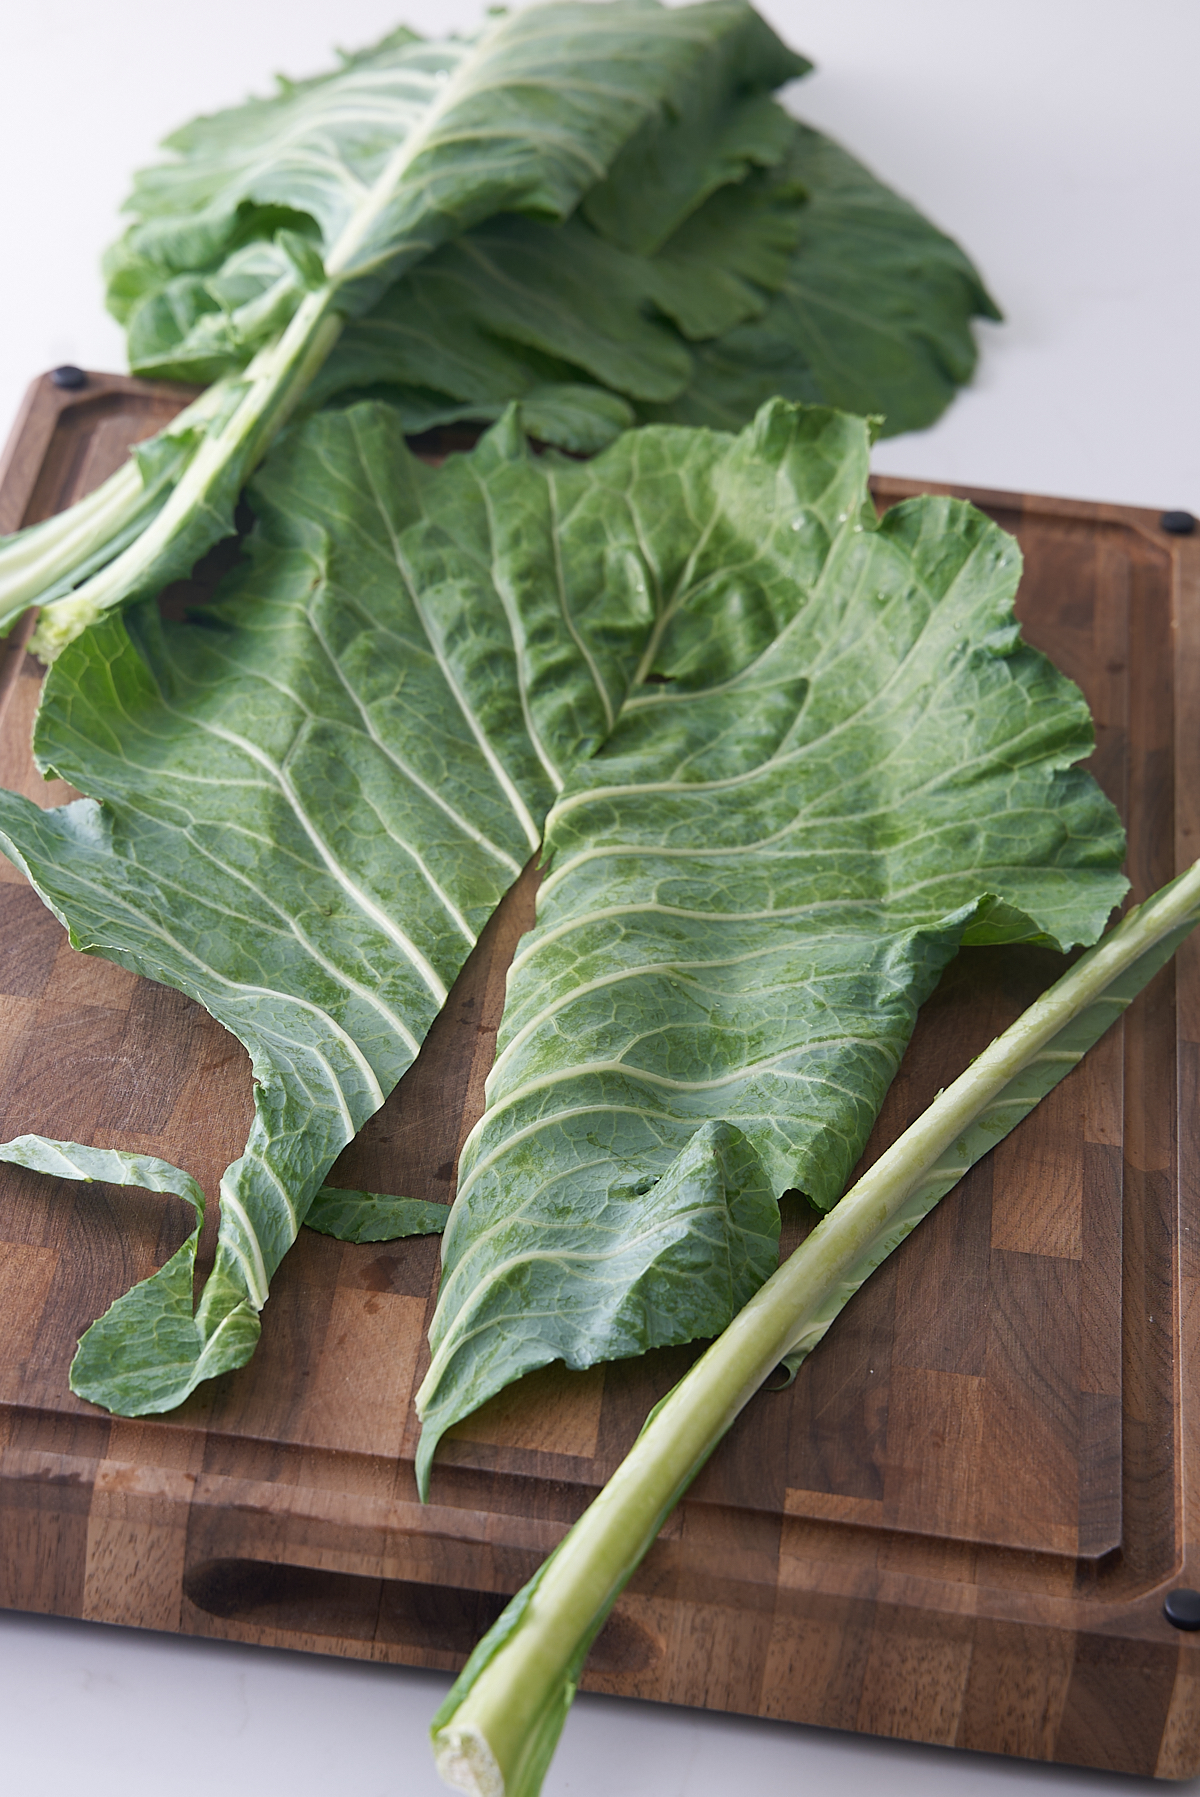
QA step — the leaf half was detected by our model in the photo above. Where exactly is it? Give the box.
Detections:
[0,402,652,1410]
[429,857,1200,1797]
[413,410,1124,1486]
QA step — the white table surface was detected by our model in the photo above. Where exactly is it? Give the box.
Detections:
[1,3,1197,1793]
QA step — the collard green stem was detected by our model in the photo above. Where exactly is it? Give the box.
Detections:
[431,857,1200,1797]
[26,297,345,659]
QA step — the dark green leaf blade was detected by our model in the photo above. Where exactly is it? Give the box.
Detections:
[320,381,637,456]
[313,113,995,455]
[580,44,807,253]
[309,167,808,443]
[311,214,696,413]
[649,121,1001,438]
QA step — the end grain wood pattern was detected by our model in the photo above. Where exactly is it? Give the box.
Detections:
[1,372,1199,1777]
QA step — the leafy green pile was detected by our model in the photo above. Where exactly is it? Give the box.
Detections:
[0,0,997,656]
[109,9,993,449]
[0,396,1124,1435]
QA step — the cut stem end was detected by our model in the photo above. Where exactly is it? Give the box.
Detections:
[434,1722,505,1797]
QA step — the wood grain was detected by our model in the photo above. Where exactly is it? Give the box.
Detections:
[1,370,1198,1777]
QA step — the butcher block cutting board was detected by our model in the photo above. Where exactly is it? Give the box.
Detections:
[1,369,1199,1779]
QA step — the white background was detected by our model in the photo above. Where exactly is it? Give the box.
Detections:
[0,3,1197,1793]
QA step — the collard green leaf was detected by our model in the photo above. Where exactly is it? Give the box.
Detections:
[304,1185,449,1242]
[0,1136,226,1410]
[112,1,805,382]
[413,409,1123,1486]
[312,115,996,456]
[0,399,662,1412]
[0,399,1122,1429]
[648,123,1002,438]
[103,4,989,456]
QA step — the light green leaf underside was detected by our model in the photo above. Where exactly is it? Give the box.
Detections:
[0,1135,234,1410]
[0,1140,445,1405]
[0,1135,203,1206]
[0,399,1122,1431]
[647,123,1002,438]
[413,407,1124,1488]
[305,1184,449,1242]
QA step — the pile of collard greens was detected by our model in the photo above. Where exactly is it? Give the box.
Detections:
[0,4,1127,1480]
[108,7,995,445]
[0,0,996,656]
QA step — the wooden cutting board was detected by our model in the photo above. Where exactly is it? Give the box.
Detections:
[1,369,1199,1778]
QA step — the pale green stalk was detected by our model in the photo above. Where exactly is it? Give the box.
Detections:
[432,857,1200,1797]
[0,300,341,659]
[24,296,344,659]
[0,379,234,631]
[0,458,146,613]
[1,6,503,661]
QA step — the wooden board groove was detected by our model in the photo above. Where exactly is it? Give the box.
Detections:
[1,369,1199,1776]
